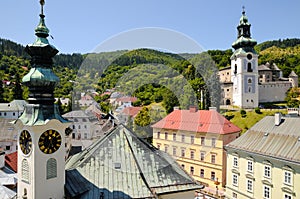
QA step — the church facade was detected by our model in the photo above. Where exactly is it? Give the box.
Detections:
[219,10,298,108]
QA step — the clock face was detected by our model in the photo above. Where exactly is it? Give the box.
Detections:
[19,130,32,155]
[38,129,62,154]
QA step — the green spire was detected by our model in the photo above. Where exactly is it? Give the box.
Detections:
[231,7,257,57]
[18,0,68,125]
[33,14,50,46]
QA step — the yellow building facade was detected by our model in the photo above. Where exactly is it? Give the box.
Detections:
[152,108,241,195]
[226,114,300,199]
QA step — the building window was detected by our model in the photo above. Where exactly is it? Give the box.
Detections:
[46,158,57,179]
[200,152,205,161]
[200,137,205,145]
[164,145,168,153]
[181,164,185,169]
[164,132,168,140]
[264,165,271,178]
[191,135,195,144]
[263,185,271,199]
[247,179,253,192]
[181,149,185,157]
[247,62,252,72]
[84,133,88,139]
[5,145,10,151]
[172,147,176,156]
[72,125,75,129]
[211,138,216,147]
[248,86,252,93]
[173,133,176,141]
[157,132,160,139]
[84,125,87,129]
[211,171,216,180]
[284,194,292,199]
[157,144,161,150]
[13,112,16,116]
[284,171,292,185]
[181,134,185,142]
[200,169,204,178]
[190,166,194,175]
[233,174,238,186]
[22,159,30,183]
[233,192,237,199]
[211,154,216,164]
[233,156,238,167]
[4,112,6,116]
[190,150,195,159]
[78,125,81,129]
[234,64,237,75]
[248,78,252,84]
[247,160,253,172]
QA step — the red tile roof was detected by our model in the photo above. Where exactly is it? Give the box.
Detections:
[5,151,17,172]
[152,109,241,134]
[122,107,142,117]
[116,96,137,103]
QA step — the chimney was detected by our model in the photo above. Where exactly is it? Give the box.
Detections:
[209,107,217,111]
[173,106,180,111]
[189,106,198,113]
[0,151,5,169]
[275,112,282,126]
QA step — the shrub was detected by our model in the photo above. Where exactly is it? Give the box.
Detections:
[254,107,262,114]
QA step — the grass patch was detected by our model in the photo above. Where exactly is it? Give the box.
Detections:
[223,109,287,134]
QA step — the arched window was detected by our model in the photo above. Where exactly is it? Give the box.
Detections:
[46,158,57,179]
[247,63,252,72]
[22,159,30,183]
[248,78,252,84]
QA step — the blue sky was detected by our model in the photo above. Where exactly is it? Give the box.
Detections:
[1,0,300,54]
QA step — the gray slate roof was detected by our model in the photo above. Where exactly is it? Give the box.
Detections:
[65,124,202,199]
[226,116,300,164]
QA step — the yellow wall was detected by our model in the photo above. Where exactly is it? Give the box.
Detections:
[226,150,300,199]
[153,128,239,190]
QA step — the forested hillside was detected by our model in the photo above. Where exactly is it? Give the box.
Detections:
[1,37,300,108]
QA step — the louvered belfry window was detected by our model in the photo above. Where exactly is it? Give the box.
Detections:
[47,158,57,179]
[22,159,30,183]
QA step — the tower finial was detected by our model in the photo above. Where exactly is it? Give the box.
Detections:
[40,0,45,15]
[242,6,245,15]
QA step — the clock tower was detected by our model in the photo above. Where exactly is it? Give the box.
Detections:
[231,8,258,108]
[15,1,69,199]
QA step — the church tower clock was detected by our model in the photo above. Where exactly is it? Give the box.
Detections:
[15,1,70,199]
[231,8,258,108]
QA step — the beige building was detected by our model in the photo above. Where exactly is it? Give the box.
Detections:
[225,113,300,199]
[152,107,241,196]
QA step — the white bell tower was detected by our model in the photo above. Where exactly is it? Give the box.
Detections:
[15,1,70,199]
[231,8,258,108]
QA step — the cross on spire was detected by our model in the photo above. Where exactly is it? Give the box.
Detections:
[242,6,245,15]
[40,0,45,15]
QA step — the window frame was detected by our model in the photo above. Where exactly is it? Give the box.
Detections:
[232,174,238,186]
[263,185,271,199]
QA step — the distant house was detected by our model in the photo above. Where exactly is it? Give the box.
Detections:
[77,93,96,108]
[152,107,241,197]
[65,124,203,199]
[117,106,142,124]
[0,119,17,154]
[0,151,17,199]
[0,100,27,119]
[225,113,300,199]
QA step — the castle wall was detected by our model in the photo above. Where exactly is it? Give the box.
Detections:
[259,82,291,102]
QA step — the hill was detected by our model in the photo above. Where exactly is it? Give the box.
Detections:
[1,37,300,106]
